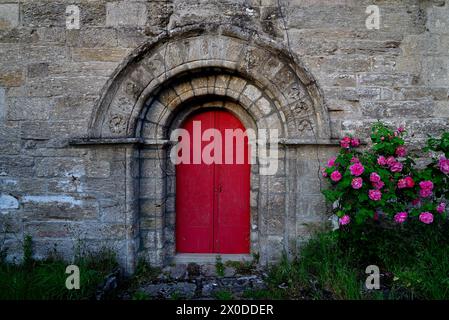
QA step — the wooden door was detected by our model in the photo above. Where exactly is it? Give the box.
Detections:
[176,109,250,254]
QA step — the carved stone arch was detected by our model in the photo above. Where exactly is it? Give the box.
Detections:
[137,72,285,141]
[88,24,330,141]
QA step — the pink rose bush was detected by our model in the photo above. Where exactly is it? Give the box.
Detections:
[322,122,449,227]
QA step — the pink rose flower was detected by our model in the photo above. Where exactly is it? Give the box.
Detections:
[327,156,336,167]
[394,212,408,223]
[437,202,446,214]
[390,161,403,173]
[397,126,405,133]
[340,136,351,149]
[419,180,434,190]
[339,215,351,225]
[351,138,360,147]
[397,179,407,189]
[350,157,360,163]
[386,156,396,167]
[395,146,407,157]
[439,156,449,174]
[418,180,433,197]
[349,162,365,176]
[372,180,385,189]
[377,156,387,166]
[351,177,363,189]
[330,170,342,182]
[368,189,382,201]
[370,172,381,183]
[405,176,415,188]
[322,168,328,177]
[419,188,432,198]
[419,212,434,224]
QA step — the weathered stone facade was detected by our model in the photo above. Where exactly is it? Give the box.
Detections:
[0,0,448,274]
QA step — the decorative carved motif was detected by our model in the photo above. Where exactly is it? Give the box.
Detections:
[109,114,126,134]
[125,81,141,98]
[297,119,313,132]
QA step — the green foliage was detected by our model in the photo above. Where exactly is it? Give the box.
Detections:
[224,259,256,275]
[215,255,225,277]
[132,291,150,300]
[425,132,449,157]
[261,224,449,300]
[0,243,118,300]
[22,235,33,269]
[213,289,233,300]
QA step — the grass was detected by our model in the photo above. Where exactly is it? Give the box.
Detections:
[245,220,449,300]
[213,289,234,300]
[224,260,256,275]
[132,290,151,300]
[215,255,225,277]
[0,236,118,300]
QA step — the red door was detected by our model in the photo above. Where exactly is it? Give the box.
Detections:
[176,109,250,254]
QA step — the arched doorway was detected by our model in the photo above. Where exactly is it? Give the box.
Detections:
[175,109,251,254]
[81,25,332,272]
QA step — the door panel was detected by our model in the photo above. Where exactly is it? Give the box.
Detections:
[176,111,215,253]
[176,109,250,254]
[214,111,250,253]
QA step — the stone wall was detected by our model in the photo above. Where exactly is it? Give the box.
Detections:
[0,0,448,273]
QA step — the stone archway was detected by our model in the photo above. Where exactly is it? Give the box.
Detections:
[78,24,332,272]
[89,24,330,140]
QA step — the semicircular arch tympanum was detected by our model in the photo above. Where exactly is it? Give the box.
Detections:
[88,24,330,141]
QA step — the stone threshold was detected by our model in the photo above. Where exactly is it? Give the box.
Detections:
[172,254,253,264]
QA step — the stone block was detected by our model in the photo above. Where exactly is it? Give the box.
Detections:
[86,160,111,178]
[0,193,19,210]
[6,97,54,121]
[35,157,85,178]
[0,69,24,87]
[72,48,129,62]
[22,196,98,221]
[27,63,49,78]
[0,87,4,120]
[106,1,148,27]
[52,95,97,120]
[324,87,381,102]
[427,5,449,34]
[26,76,107,97]
[361,100,434,118]
[0,4,19,30]
[66,28,118,48]
[357,73,415,87]
[421,57,449,86]
[22,1,65,28]
[0,156,34,177]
